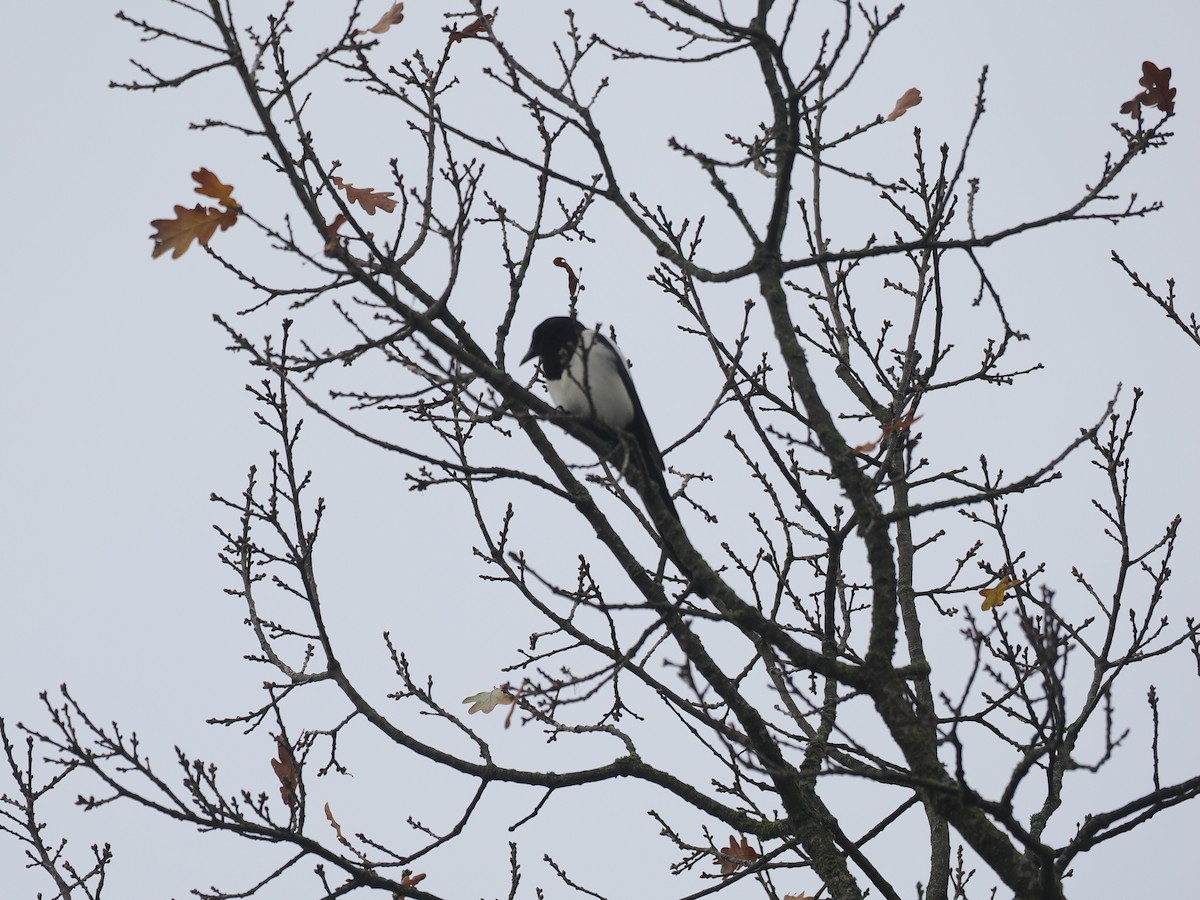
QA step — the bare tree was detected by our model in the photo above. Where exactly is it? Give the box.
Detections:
[3,3,1195,899]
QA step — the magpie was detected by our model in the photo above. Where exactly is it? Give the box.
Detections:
[522,316,675,513]
[522,316,706,596]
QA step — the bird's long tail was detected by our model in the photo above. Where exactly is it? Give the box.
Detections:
[627,429,707,598]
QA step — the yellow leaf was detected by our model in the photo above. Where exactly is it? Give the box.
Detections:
[980,576,1021,611]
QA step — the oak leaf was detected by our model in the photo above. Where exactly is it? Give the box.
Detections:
[1138,61,1176,113]
[1121,60,1176,117]
[332,176,398,215]
[980,576,1021,612]
[886,87,922,122]
[715,835,759,875]
[150,203,238,259]
[354,2,404,36]
[463,686,514,714]
[271,735,299,809]
[192,167,239,208]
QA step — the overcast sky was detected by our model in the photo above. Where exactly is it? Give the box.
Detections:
[2,2,1198,897]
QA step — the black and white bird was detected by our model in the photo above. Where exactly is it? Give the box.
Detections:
[522,316,707,597]
[521,315,682,525]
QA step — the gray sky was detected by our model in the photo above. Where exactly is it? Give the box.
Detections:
[2,2,1198,897]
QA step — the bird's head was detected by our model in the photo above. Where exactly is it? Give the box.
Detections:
[521,316,583,366]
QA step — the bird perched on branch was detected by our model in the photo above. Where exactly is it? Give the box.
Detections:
[522,316,705,595]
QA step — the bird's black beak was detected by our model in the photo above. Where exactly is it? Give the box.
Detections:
[520,343,538,365]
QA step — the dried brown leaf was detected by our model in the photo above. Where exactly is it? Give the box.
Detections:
[463,687,514,714]
[553,256,579,296]
[332,175,397,215]
[449,11,494,45]
[325,802,353,847]
[150,203,237,259]
[324,213,348,252]
[192,168,238,209]
[852,413,922,453]
[354,2,404,36]
[715,835,759,875]
[271,735,299,809]
[1121,60,1176,116]
[886,87,922,122]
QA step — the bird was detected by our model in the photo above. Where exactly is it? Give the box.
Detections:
[522,316,705,594]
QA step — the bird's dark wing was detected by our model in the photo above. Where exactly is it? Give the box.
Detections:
[594,332,679,522]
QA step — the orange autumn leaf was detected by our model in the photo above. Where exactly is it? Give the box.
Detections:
[450,11,494,44]
[150,203,238,259]
[463,686,514,714]
[784,894,814,900]
[886,87,923,122]
[853,413,922,453]
[192,167,239,209]
[980,576,1022,612]
[400,872,426,887]
[332,176,397,216]
[151,168,240,259]
[354,2,404,36]
[715,835,759,875]
[271,735,299,809]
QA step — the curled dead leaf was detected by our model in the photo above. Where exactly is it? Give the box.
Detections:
[853,413,922,453]
[325,802,353,847]
[354,2,404,36]
[886,87,922,122]
[449,11,495,45]
[324,213,348,252]
[271,735,299,809]
[463,686,514,714]
[553,256,579,297]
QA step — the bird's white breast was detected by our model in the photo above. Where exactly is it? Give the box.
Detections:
[547,329,635,429]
